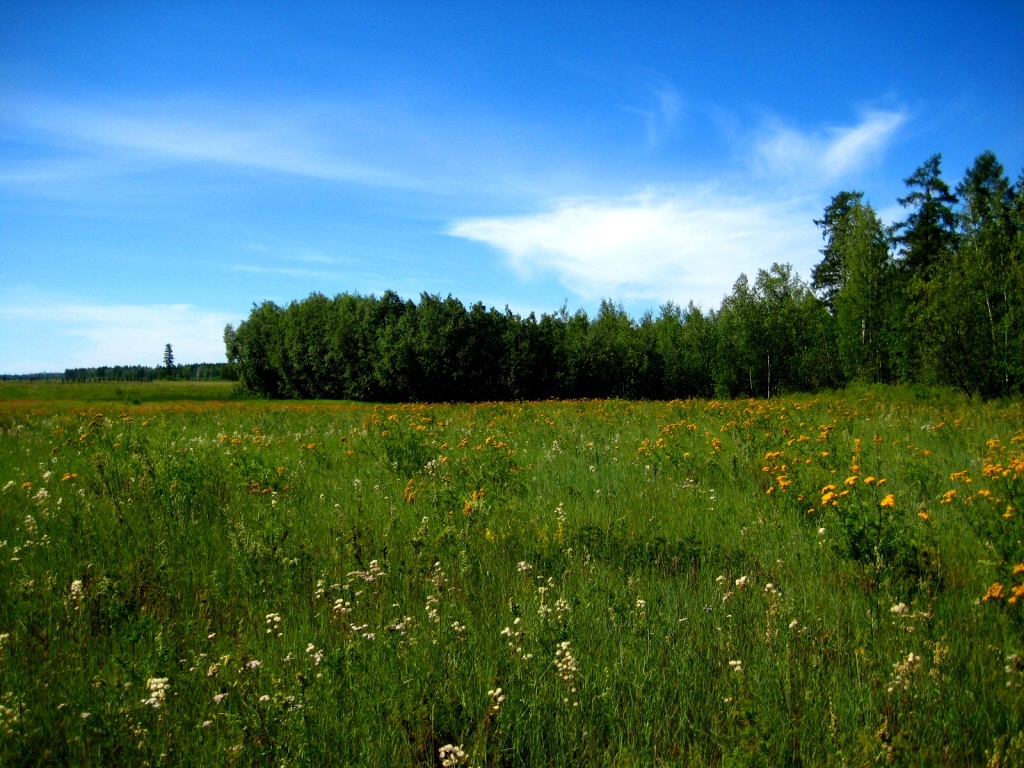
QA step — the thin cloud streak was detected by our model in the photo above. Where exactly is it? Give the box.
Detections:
[755,110,907,182]
[3,99,425,190]
[449,190,820,309]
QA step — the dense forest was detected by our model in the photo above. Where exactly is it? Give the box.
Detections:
[60,362,235,383]
[226,151,1024,401]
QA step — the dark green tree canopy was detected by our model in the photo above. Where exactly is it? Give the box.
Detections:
[893,153,959,277]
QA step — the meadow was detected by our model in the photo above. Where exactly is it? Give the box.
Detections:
[0,381,1022,766]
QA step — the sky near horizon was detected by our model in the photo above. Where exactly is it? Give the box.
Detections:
[1,2,1022,373]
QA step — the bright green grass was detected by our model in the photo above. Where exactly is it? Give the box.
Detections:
[0,387,1022,766]
[0,380,239,406]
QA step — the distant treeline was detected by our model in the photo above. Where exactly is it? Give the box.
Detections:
[61,363,235,382]
[227,151,1023,401]
[0,372,64,381]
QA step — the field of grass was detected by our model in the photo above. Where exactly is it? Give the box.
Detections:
[0,383,1022,766]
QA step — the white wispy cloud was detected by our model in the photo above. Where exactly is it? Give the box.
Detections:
[448,189,820,309]
[10,103,415,189]
[0,302,236,371]
[621,80,683,148]
[754,110,907,182]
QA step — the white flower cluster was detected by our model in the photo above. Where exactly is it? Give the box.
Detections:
[438,743,466,766]
[306,643,324,665]
[141,677,169,708]
[333,597,352,617]
[487,687,505,713]
[347,559,386,584]
[1005,653,1024,688]
[500,619,531,659]
[887,652,920,693]
[386,616,413,635]
[70,579,84,610]
[265,613,282,637]
[0,693,21,737]
[425,594,440,623]
[728,659,743,674]
[554,641,579,706]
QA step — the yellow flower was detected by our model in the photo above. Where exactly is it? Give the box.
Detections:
[1013,563,1024,576]
[844,476,858,486]
[983,582,1005,601]
[917,512,930,521]
[1010,584,1024,604]
[880,494,895,508]
[863,476,876,484]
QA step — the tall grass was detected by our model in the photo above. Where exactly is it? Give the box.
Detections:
[0,385,1021,766]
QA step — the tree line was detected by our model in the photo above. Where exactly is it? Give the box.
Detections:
[62,362,236,383]
[226,151,1023,401]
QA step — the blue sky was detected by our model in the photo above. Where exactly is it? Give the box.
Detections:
[1,1,1022,373]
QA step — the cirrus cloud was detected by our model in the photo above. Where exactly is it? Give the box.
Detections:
[754,109,908,182]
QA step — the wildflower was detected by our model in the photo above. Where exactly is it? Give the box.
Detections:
[734,575,748,588]
[246,660,262,670]
[438,744,467,767]
[202,720,213,728]
[887,653,920,693]
[983,583,1005,601]
[1009,585,1024,605]
[890,602,908,615]
[817,527,826,536]
[880,494,895,508]
[141,677,169,708]
[265,613,282,636]
[864,476,876,484]
[213,693,228,703]
[554,641,578,684]
[728,659,743,673]
[789,619,799,630]
[487,687,506,713]
[70,579,84,609]
[259,695,270,703]
[918,511,930,521]
[1014,563,1024,576]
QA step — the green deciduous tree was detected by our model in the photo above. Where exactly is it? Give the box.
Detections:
[813,197,895,382]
